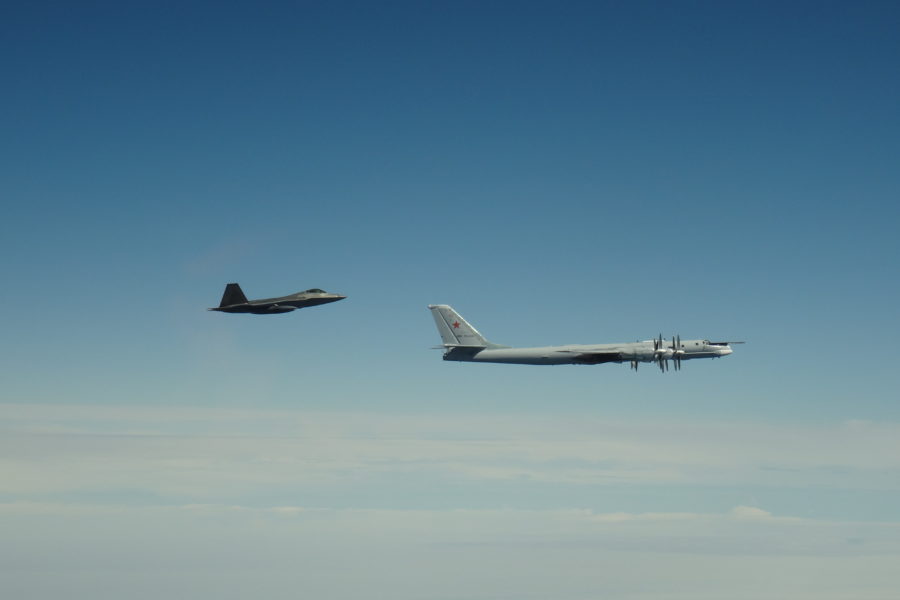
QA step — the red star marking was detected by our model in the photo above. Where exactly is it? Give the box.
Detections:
[452,321,460,329]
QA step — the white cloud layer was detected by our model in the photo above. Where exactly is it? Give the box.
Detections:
[1,403,898,501]
[2,404,899,599]
[1,502,899,600]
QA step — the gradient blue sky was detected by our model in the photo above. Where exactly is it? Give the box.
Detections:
[2,2,900,598]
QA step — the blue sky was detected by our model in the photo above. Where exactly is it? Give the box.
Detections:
[2,1,900,598]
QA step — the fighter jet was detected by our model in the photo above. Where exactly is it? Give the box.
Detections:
[428,305,741,372]
[209,283,345,314]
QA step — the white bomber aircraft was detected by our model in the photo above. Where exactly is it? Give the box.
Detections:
[428,305,742,372]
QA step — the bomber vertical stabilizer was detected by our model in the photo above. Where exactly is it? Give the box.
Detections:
[428,304,495,348]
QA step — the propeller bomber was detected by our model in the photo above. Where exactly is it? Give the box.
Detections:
[430,305,743,373]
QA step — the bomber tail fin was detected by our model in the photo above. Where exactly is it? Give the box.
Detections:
[219,283,249,307]
[428,305,498,348]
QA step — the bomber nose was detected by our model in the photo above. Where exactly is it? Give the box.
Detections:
[720,346,733,356]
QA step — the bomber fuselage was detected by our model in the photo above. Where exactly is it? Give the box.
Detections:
[443,339,733,365]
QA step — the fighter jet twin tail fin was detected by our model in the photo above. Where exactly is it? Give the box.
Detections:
[219,283,249,307]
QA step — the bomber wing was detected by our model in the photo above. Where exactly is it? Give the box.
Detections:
[554,350,624,365]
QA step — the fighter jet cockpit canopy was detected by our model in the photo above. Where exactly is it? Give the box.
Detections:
[302,288,327,294]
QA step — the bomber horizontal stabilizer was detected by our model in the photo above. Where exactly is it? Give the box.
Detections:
[446,344,491,348]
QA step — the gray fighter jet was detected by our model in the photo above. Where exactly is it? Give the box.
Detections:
[429,305,741,372]
[209,283,345,314]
